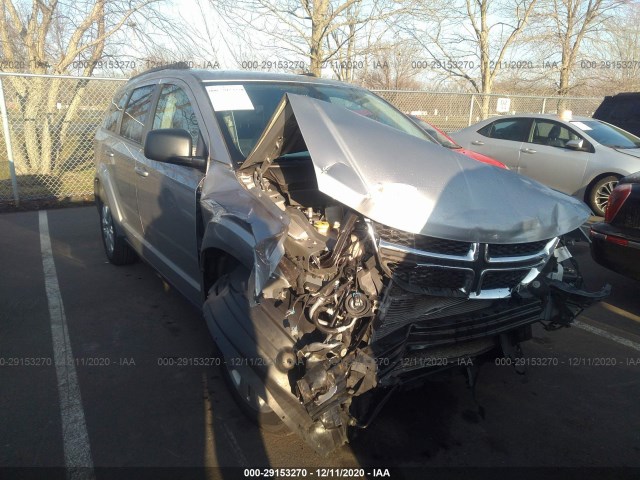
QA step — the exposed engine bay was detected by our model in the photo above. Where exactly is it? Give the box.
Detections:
[206,151,609,455]
[201,94,611,456]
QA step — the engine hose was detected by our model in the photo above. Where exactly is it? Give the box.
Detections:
[319,212,358,269]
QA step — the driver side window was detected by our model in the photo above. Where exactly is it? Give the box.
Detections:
[153,84,202,156]
[531,120,582,149]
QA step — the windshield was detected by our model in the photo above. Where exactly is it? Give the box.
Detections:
[571,120,640,148]
[203,81,434,161]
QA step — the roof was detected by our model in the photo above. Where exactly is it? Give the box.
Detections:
[129,67,355,89]
[485,113,594,122]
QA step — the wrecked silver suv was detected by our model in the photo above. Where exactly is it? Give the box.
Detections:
[94,68,608,455]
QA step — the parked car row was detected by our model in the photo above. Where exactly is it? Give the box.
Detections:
[94,67,611,456]
[410,97,640,282]
[451,113,640,216]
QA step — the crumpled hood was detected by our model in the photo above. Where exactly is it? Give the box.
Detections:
[241,94,590,243]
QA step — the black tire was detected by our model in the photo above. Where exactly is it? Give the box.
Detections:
[209,270,290,434]
[588,175,620,217]
[98,195,136,265]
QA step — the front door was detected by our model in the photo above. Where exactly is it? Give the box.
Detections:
[136,82,206,304]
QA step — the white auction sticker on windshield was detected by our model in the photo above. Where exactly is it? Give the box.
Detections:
[205,85,254,111]
[571,121,592,131]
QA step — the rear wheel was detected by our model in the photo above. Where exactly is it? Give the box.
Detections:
[589,175,619,217]
[209,269,289,433]
[98,196,136,265]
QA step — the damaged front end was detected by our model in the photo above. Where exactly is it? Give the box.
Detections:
[201,94,609,456]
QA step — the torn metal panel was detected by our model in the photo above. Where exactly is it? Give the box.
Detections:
[200,161,288,296]
[241,94,591,244]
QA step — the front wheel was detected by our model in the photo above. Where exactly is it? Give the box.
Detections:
[209,270,289,434]
[589,175,619,217]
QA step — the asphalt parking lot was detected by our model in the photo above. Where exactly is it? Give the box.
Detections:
[1,206,640,480]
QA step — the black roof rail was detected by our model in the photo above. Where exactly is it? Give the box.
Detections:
[130,61,191,80]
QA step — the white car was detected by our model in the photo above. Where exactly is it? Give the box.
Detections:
[451,114,640,216]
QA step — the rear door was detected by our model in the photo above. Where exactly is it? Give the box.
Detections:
[95,89,129,216]
[109,84,157,240]
[136,81,206,303]
[518,119,591,195]
[469,118,532,171]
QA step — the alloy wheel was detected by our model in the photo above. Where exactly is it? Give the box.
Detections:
[101,203,115,255]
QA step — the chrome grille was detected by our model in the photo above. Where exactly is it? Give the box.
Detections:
[371,221,555,297]
[386,262,472,290]
[488,240,549,258]
[373,221,472,256]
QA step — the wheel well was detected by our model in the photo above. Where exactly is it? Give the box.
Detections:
[584,172,621,202]
[201,248,239,296]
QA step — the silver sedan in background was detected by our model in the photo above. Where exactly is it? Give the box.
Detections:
[451,114,640,216]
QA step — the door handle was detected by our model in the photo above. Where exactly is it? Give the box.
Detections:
[471,140,485,146]
[134,166,149,177]
[520,148,536,154]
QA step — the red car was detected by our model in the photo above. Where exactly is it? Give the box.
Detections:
[409,115,508,169]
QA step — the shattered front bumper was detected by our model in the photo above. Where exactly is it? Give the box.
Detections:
[204,265,609,456]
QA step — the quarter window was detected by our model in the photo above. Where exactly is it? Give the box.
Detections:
[120,85,155,144]
[478,118,532,142]
[153,84,201,155]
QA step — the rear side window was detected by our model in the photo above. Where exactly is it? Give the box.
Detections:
[103,91,128,132]
[120,85,155,144]
[478,118,532,142]
[153,84,201,155]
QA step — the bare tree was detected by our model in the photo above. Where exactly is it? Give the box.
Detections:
[532,0,627,107]
[211,0,407,77]
[358,41,423,90]
[0,0,165,175]
[594,4,640,93]
[402,0,539,117]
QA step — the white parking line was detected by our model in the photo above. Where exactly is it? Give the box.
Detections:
[39,211,95,477]
[574,319,640,352]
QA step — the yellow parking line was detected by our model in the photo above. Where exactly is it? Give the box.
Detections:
[600,302,640,324]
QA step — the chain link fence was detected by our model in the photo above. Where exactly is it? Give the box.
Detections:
[0,73,603,206]
[373,90,604,132]
[0,73,126,204]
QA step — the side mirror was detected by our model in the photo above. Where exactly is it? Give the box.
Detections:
[144,128,206,170]
[565,139,584,150]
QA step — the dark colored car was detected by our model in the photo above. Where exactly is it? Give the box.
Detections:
[590,171,640,280]
[593,92,640,138]
[94,67,608,455]
[408,115,507,168]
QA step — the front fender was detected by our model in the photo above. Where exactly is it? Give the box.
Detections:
[200,162,289,297]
